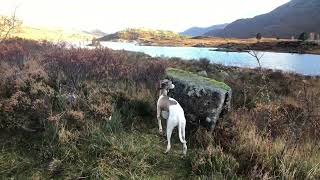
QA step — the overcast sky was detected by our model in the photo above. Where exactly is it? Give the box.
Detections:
[0,0,290,33]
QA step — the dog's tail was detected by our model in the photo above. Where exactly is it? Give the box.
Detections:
[178,118,186,144]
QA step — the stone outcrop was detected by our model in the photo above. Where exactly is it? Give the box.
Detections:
[165,68,232,129]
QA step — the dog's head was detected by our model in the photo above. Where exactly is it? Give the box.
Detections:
[159,79,175,90]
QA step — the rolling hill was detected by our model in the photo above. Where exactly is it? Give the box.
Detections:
[180,23,228,37]
[0,15,94,41]
[206,0,320,38]
[14,26,94,41]
[99,28,186,41]
[83,29,107,37]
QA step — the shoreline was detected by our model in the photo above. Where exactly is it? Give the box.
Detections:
[101,38,320,55]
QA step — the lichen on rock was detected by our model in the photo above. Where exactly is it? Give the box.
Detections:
[165,68,232,129]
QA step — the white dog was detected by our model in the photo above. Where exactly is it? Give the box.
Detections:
[157,79,187,155]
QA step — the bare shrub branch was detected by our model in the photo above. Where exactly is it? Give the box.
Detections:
[0,7,22,42]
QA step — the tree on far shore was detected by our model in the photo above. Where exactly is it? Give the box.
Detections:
[298,32,308,41]
[256,33,262,42]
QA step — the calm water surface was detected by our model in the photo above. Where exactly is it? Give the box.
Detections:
[100,41,320,76]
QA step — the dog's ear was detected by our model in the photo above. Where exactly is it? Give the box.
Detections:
[160,82,167,89]
[159,79,167,88]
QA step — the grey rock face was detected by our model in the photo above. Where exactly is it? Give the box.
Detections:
[166,68,232,129]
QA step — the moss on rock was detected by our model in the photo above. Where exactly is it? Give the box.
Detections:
[166,68,231,91]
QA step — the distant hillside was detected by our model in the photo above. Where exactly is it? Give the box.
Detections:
[207,0,320,38]
[99,28,186,41]
[83,29,107,37]
[180,23,228,37]
[14,26,94,41]
[0,15,94,41]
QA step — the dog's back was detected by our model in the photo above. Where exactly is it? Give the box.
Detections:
[168,98,184,120]
[168,100,187,144]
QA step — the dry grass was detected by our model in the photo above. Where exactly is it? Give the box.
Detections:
[140,36,278,47]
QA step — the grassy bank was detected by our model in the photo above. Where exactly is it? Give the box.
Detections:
[13,26,94,41]
[0,38,319,179]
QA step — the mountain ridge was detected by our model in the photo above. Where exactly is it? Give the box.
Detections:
[206,0,320,38]
[180,23,228,37]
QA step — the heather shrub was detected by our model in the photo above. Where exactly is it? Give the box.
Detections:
[0,39,167,132]
[58,126,80,144]
[0,59,53,130]
[63,110,85,130]
[198,58,210,71]
[112,92,154,130]
[188,127,215,149]
[85,83,113,121]
[130,59,168,90]
[42,46,167,93]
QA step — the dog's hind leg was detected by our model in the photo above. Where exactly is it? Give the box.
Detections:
[181,120,187,155]
[182,142,187,155]
[165,122,174,154]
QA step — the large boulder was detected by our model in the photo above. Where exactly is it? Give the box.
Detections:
[165,68,232,129]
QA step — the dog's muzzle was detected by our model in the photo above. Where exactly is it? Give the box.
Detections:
[170,84,175,89]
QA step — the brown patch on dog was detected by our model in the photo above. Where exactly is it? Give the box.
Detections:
[158,96,177,112]
[169,99,177,105]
